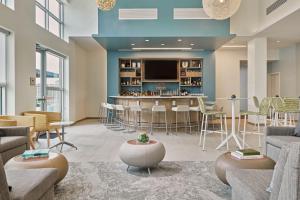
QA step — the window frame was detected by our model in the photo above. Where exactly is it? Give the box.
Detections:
[0,31,8,115]
[35,0,64,38]
[36,45,65,117]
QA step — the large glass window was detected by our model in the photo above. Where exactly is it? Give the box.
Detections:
[35,0,64,38]
[0,32,7,115]
[36,47,65,114]
[0,0,14,9]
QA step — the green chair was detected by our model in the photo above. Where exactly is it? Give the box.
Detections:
[253,96,260,110]
[197,97,228,151]
[239,97,271,148]
[282,98,300,126]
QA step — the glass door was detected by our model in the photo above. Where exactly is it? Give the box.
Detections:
[36,49,64,114]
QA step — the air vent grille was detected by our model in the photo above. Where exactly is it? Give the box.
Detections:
[266,0,287,15]
[119,9,158,20]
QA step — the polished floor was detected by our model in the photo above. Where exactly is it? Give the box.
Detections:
[42,119,264,162]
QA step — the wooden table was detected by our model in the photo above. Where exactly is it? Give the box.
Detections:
[215,152,275,185]
[8,152,69,184]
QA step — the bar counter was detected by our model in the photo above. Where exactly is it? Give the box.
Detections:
[110,95,206,126]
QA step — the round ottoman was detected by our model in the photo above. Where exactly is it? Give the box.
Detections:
[8,152,69,184]
[119,140,166,174]
[215,152,275,185]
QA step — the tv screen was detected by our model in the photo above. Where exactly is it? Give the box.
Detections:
[144,60,178,80]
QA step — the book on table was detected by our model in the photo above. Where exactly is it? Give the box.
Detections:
[22,149,50,159]
[231,149,263,160]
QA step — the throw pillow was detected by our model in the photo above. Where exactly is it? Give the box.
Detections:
[294,119,300,136]
[267,145,290,200]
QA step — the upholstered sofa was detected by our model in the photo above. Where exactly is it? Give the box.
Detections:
[264,126,300,161]
[0,127,30,164]
[0,156,58,200]
[227,142,300,200]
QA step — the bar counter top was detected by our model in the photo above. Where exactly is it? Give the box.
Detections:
[109,95,205,99]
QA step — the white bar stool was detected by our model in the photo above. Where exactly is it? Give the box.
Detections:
[151,105,168,135]
[171,105,191,133]
[98,102,107,124]
[129,104,143,131]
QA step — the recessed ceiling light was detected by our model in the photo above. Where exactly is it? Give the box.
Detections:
[161,43,165,46]
[276,40,281,43]
[190,43,195,46]
[177,39,182,42]
[131,43,135,46]
[132,47,192,51]
[145,39,150,42]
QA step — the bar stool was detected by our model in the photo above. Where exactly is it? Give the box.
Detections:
[190,106,201,133]
[171,105,191,133]
[98,102,105,123]
[239,97,271,148]
[151,105,168,135]
[104,103,114,126]
[197,97,228,151]
[129,104,143,132]
[113,104,127,131]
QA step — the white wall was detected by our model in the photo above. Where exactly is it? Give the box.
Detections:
[64,0,98,39]
[268,45,298,97]
[86,48,107,117]
[215,49,247,115]
[0,0,106,121]
[231,0,300,35]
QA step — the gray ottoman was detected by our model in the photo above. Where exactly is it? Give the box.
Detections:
[119,140,166,174]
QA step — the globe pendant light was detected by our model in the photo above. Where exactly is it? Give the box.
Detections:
[96,0,116,11]
[202,0,241,20]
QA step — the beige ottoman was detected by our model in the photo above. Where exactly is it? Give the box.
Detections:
[8,152,69,184]
[215,152,275,185]
[119,140,166,174]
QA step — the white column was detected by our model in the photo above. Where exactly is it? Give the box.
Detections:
[247,38,267,123]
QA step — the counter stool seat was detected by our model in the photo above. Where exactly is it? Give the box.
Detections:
[151,105,168,135]
[171,105,191,133]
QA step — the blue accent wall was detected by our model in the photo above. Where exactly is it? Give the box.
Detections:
[107,51,215,101]
[99,0,230,37]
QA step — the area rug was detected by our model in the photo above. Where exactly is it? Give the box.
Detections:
[54,161,231,200]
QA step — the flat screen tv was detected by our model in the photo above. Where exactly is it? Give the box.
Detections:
[144,60,178,80]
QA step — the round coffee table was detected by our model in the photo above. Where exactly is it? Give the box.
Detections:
[8,152,69,184]
[119,140,166,174]
[215,152,275,185]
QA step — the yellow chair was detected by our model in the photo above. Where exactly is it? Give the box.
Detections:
[0,115,36,149]
[22,111,62,148]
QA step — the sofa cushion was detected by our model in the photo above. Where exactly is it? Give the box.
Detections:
[0,136,27,152]
[227,169,273,200]
[294,122,300,137]
[269,145,290,200]
[277,143,300,200]
[6,168,58,200]
[0,156,10,200]
[266,136,300,148]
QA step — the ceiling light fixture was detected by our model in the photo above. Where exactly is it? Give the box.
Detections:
[132,47,192,51]
[203,0,241,20]
[96,0,116,11]
[177,39,182,42]
[222,45,247,48]
[145,39,150,42]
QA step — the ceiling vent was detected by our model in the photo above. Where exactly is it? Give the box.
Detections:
[119,9,158,20]
[173,8,210,19]
[266,0,287,15]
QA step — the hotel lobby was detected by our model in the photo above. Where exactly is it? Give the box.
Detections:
[1,0,300,199]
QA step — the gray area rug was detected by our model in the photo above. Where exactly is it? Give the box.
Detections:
[55,161,231,200]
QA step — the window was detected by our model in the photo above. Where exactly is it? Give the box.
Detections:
[0,0,14,9]
[0,31,8,115]
[35,0,64,38]
[36,46,65,115]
